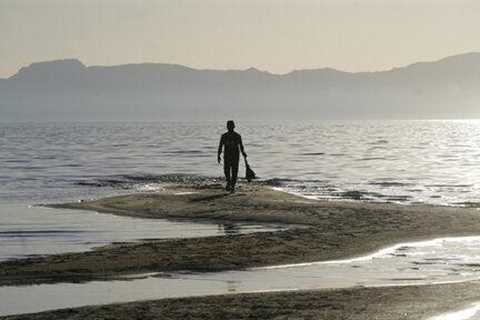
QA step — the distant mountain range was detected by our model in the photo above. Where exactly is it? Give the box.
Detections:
[2,53,480,121]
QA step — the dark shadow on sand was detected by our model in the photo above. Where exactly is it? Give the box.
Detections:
[190,193,231,202]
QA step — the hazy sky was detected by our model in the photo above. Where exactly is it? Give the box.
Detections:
[1,0,480,78]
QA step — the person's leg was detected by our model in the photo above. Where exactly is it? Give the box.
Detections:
[230,158,239,193]
[224,160,231,191]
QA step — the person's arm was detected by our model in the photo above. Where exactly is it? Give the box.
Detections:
[239,135,247,158]
[217,135,224,164]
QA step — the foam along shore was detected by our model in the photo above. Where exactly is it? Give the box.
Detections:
[254,235,480,269]
[428,303,480,320]
[3,183,480,286]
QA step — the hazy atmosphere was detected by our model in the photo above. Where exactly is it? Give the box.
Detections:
[5,2,480,319]
[2,0,480,77]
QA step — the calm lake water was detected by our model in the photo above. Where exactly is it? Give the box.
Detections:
[2,120,480,260]
[2,121,480,318]
[2,120,480,206]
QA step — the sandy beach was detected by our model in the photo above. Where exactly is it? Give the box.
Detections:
[3,281,480,320]
[2,183,480,318]
[4,1,480,317]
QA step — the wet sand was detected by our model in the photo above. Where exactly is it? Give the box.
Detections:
[3,183,480,318]
[3,281,480,320]
[3,184,480,286]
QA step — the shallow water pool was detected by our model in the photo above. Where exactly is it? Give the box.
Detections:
[3,236,480,316]
[0,203,285,262]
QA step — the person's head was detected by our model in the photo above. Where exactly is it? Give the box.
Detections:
[226,120,235,132]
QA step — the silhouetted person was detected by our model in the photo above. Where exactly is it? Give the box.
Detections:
[218,120,247,193]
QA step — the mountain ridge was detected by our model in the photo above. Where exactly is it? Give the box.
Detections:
[2,52,480,121]
[8,51,480,79]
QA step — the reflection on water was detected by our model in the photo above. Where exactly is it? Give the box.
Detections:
[2,120,480,206]
[3,236,480,316]
[2,121,480,316]
[0,204,284,262]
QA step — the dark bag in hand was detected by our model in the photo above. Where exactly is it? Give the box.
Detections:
[245,159,256,182]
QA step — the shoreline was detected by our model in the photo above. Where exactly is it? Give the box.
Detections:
[3,183,480,318]
[3,235,480,317]
[3,183,480,286]
[3,281,480,320]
